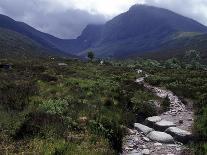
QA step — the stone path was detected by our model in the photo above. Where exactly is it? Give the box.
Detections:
[122,73,193,155]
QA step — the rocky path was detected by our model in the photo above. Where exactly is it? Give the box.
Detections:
[122,73,193,155]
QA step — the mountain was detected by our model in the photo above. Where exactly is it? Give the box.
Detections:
[69,5,207,58]
[1,5,207,59]
[0,14,73,56]
[0,27,53,58]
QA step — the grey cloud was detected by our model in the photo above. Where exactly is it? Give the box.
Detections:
[143,0,207,26]
[1,0,207,38]
[0,0,106,39]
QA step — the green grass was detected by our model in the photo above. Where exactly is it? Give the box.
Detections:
[0,58,158,154]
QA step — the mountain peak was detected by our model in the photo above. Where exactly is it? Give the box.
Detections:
[129,4,156,10]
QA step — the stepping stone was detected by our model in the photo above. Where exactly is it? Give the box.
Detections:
[155,120,176,131]
[134,123,154,135]
[165,127,192,143]
[147,131,174,143]
[145,116,162,127]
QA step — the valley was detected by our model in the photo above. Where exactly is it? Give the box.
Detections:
[0,3,207,155]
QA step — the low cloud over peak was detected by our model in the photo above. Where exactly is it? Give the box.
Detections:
[0,0,207,39]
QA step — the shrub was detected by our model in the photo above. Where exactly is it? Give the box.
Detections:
[38,99,68,115]
[0,81,37,111]
[161,96,171,112]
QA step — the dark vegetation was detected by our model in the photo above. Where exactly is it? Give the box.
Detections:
[0,58,159,154]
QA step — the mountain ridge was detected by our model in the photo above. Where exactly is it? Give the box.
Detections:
[1,5,207,59]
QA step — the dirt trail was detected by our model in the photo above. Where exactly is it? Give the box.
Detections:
[122,73,193,155]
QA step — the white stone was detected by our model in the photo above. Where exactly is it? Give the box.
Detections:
[134,123,154,135]
[154,142,162,146]
[143,137,150,142]
[155,120,176,131]
[147,131,174,143]
[165,127,192,143]
[142,149,150,155]
[146,116,162,125]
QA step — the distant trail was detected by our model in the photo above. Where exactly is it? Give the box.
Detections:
[122,71,193,155]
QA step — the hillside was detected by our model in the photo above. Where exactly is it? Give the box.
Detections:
[1,5,207,59]
[69,5,207,58]
[0,14,72,56]
[142,33,207,64]
[0,28,53,58]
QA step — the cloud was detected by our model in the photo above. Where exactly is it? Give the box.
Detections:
[0,0,107,38]
[142,0,207,26]
[0,0,207,38]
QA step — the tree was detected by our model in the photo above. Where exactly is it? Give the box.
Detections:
[88,51,94,61]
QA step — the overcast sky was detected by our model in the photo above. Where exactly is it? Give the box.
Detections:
[0,0,207,39]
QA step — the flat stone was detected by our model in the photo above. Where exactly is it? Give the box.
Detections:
[155,120,176,131]
[154,142,162,146]
[142,149,150,155]
[165,127,192,143]
[145,116,162,127]
[147,131,174,143]
[134,123,154,135]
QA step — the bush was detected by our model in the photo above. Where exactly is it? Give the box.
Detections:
[0,81,37,111]
[161,96,170,112]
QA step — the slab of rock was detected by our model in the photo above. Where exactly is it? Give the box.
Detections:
[165,127,192,143]
[145,116,162,127]
[155,120,176,131]
[147,131,174,143]
[134,123,154,135]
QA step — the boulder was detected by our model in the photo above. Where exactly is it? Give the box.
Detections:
[134,123,154,135]
[155,120,176,131]
[147,131,174,143]
[145,116,162,127]
[165,127,192,143]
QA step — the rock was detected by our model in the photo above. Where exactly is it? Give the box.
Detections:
[129,150,141,154]
[127,128,136,135]
[78,116,88,125]
[188,118,193,121]
[165,127,192,143]
[142,149,150,155]
[143,137,150,142]
[155,120,176,131]
[141,145,147,149]
[147,131,174,143]
[145,116,162,127]
[134,123,154,135]
[154,142,162,146]
[179,120,184,124]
